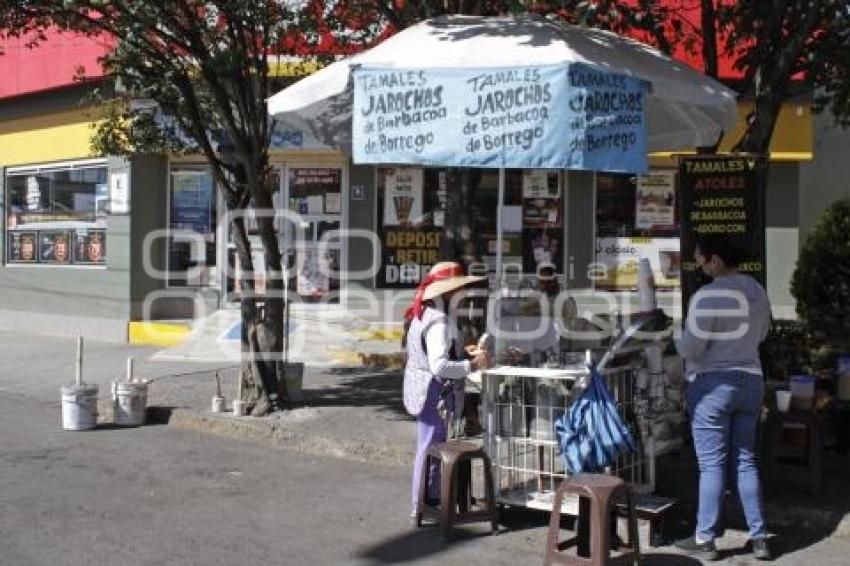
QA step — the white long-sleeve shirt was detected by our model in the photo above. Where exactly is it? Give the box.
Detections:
[406,307,471,380]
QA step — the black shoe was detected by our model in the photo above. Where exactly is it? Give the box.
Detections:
[674,536,720,561]
[752,538,773,561]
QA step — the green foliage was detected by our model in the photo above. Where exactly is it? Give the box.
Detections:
[791,199,850,351]
[760,320,814,380]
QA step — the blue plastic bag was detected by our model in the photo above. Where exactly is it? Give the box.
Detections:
[554,365,637,474]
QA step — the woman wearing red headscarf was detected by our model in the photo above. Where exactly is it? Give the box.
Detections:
[403,261,491,522]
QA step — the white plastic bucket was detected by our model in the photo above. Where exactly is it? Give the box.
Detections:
[112,381,148,426]
[61,384,99,431]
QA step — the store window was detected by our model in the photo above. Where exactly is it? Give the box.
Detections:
[595,170,680,290]
[376,167,563,288]
[168,168,217,286]
[5,162,108,266]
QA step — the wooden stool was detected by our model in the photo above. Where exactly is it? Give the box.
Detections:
[544,474,640,566]
[416,441,498,537]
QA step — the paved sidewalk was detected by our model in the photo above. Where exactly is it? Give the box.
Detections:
[2,329,850,564]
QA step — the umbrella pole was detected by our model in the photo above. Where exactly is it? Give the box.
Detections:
[493,168,505,363]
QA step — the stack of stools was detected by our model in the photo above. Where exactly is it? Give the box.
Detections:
[544,473,640,566]
[415,441,499,537]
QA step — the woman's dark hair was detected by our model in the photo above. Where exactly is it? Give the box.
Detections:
[694,235,744,268]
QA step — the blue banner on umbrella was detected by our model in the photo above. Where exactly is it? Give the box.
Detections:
[352,63,648,173]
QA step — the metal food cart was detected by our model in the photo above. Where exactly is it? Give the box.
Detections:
[479,310,682,513]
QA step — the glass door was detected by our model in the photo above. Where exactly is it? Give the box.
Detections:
[282,165,344,303]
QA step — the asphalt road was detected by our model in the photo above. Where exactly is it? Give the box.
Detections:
[0,395,552,566]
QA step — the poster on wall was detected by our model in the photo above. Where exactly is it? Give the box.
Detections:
[594,237,681,289]
[523,228,563,274]
[73,229,107,265]
[378,228,442,288]
[109,171,129,214]
[171,172,214,234]
[39,230,72,264]
[383,167,423,226]
[679,156,767,309]
[522,170,556,198]
[296,248,339,298]
[635,171,676,229]
[7,231,38,263]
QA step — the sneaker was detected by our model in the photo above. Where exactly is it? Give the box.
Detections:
[752,538,773,561]
[674,536,720,561]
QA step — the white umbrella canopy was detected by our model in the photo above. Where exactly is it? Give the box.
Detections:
[269,15,738,154]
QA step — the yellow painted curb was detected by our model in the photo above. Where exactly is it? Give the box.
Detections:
[352,328,404,342]
[128,321,191,347]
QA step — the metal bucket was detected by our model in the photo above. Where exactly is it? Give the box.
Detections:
[61,384,99,431]
[112,381,148,426]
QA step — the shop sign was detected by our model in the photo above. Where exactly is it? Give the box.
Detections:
[352,63,647,172]
[679,156,767,307]
[635,170,675,229]
[594,237,680,289]
[378,228,442,288]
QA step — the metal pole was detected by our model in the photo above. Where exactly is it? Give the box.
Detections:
[126,357,134,382]
[75,336,83,387]
[494,168,505,363]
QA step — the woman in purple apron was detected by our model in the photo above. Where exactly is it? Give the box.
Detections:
[402,262,491,521]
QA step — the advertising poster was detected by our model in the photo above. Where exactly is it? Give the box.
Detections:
[378,228,442,288]
[523,229,563,274]
[296,248,340,298]
[636,170,676,229]
[594,237,681,289]
[679,156,767,308]
[352,63,648,172]
[73,229,107,265]
[7,231,38,263]
[523,198,561,228]
[522,170,555,198]
[383,167,423,226]
[171,172,214,234]
[39,230,72,264]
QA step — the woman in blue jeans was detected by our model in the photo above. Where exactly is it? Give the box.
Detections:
[675,236,773,561]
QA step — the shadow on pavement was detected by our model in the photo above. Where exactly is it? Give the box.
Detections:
[305,368,409,420]
[355,525,497,564]
[655,449,850,562]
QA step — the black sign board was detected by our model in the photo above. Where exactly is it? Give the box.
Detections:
[378,228,442,288]
[679,155,767,310]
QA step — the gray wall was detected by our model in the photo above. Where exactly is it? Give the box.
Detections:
[799,112,850,242]
[346,163,376,287]
[565,170,595,290]
[0,159,133,341]
[764,163,800,318]
[128,154,170,320]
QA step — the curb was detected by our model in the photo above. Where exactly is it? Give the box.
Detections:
[148,406,412,467]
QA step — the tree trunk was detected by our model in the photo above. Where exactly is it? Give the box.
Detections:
[229,211,276,415]
[733,69,786,155]
[252,178,288,409]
